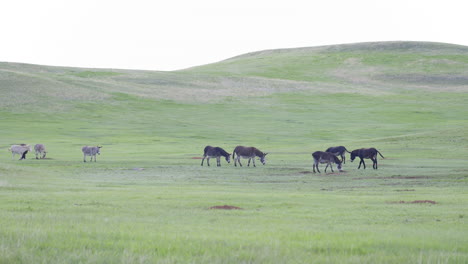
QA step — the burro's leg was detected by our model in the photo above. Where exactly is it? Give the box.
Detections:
[315,162,321,173]
[372,157,377,169]
[238,157,243,167]
[358,158,366,169]
[20,151,28,160]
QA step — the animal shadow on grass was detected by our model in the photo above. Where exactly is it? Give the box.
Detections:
[299,170,347,175]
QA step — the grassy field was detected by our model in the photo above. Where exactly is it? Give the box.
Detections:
[0,41,467,263]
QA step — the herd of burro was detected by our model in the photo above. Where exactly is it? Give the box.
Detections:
[7,144,385,172]
[8,144,102,163]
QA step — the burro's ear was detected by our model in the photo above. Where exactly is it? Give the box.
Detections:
[264,153,268,156]
[98,146,103,148]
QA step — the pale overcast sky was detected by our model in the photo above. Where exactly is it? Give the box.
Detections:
[1,0,467,71]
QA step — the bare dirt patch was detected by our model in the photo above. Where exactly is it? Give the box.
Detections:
[387,200,437,204]
[209,205,243,210]
[327,171,347,175]
[388,176,429,179]
[354,176,429,180]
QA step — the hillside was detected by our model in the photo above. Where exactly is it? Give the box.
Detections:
[185,41,468,91]
[1,41,467,112]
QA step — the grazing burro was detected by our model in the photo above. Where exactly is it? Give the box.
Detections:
[82,146,102,162]
[201,146,231,167]
[232,146,268,167]
[312,151,343,173]
[34,144,47,159]
[325,146,351,164]
[350,148,385,169]
[8,144,32,160]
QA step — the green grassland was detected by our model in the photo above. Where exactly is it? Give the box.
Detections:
[0,41,467,263]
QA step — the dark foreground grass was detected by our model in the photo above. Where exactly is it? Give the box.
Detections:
[0,88,467,263]
[0,159,466,263]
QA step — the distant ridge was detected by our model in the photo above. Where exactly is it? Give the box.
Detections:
[1,41,467,72]
[220,41,468,62]
[1,41,467,110]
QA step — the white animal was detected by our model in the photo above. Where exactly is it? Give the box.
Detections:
[82,146,102,162]
[8,144,32,160]
[34,144,47,159]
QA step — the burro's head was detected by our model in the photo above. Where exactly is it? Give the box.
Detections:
[350,150,358,162]
[334,156,343,171]
[260,153,268,165]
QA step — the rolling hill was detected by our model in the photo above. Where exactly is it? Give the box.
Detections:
[1,41,467,112]
[1,41,467,154]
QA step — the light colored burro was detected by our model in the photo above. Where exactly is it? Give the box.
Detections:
[232,146,268,167]
[82,146,102,162]
[34,144,47,159]
[8,144,32,160]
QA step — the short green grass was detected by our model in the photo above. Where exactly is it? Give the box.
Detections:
[0,42,467,263]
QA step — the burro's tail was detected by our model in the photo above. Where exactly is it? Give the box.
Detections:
[345,147,351,153]
[232,149,236,160]
[377,150,385,159]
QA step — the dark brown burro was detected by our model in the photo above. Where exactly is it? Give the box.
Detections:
[201,146,231,167]
[325,146,351,164]
[312,151,342,173]
[232,146,268,167]
[350,148,385,169]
